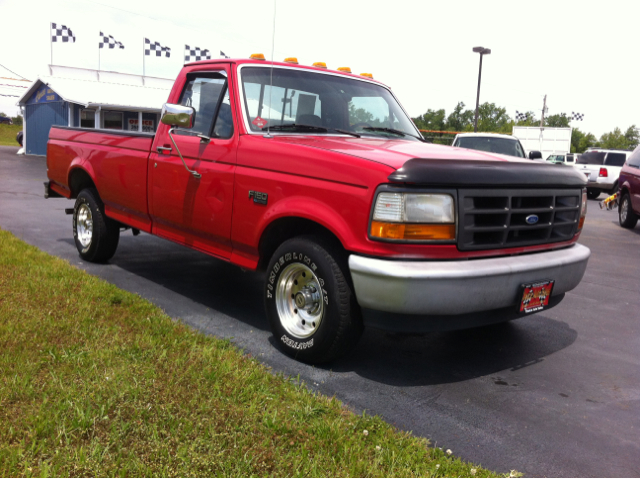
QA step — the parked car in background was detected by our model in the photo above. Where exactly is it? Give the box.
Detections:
[0,115,14,125]
[618,145,640,228]
[575,149,631,199]
[452,133,542,160]
[547,153,580,165]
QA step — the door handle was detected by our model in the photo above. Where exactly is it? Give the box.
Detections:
[157,146,172,154]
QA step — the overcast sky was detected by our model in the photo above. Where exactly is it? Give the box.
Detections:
[1,0,638,137]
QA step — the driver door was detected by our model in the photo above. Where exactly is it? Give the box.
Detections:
[149,69,237,259]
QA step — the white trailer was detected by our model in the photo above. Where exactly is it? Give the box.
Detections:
[512,126,572,160]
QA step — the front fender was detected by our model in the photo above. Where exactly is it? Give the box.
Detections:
[257,195,357,249]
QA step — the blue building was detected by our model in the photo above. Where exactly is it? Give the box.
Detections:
[18,66,173,156]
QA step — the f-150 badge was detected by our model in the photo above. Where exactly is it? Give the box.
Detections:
[249,190,268,205]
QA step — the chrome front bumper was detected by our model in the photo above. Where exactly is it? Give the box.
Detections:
[348,244,590,317]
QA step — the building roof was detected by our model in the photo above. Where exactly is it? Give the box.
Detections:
[17,65,173,112]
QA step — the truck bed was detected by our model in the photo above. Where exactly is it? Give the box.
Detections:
[47,126,155,231]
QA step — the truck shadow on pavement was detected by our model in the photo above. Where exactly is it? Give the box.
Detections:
[61,233,578,387]
[326,317,577,386]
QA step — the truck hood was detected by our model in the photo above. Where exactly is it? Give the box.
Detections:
[271,136,588,188]
[271,135,507,169]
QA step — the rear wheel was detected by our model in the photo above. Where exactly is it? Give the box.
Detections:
[264,236,362,363]
[73,188,120,262]
[587,189,600,200]
[619,193,638,229]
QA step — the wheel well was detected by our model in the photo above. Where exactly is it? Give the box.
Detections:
[258,217,346,271]
[68,169,96,198]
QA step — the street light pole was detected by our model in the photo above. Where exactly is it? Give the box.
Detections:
[472,46,491,133]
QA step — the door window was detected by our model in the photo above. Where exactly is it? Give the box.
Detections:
[177,73,233,138]
[627,146,640,168]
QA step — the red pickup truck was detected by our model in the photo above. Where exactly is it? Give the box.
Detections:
[45,57,591,363]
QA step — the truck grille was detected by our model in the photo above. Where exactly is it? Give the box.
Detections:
[458,188,582,251]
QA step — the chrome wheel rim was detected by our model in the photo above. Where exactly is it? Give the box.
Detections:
[76,204,93,248]
[621,198,628,223]
[275,262,324,339]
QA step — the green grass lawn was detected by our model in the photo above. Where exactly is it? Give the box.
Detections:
[0,229,506,477]
[0,124,22,146]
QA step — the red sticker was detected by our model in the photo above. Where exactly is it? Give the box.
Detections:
[252,116,267,128]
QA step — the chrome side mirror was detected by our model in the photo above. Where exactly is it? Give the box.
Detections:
[160,103,195,128]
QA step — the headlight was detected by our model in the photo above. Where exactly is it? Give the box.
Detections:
[371,192,456,241]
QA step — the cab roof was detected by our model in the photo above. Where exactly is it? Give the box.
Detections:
[184,57,387,86]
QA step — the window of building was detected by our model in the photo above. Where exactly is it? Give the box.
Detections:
[81,109,95,128]
[103,111,123,130]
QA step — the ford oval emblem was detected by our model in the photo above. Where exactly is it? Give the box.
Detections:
[526,214,539,225]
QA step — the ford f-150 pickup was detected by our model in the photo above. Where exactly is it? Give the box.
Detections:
[45,57,591,363]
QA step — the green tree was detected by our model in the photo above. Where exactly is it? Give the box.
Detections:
[476,102,511,133]
[624,125,639,149]
[412,108,446,131]
[446,102,474,132]
[599,127,629,150]
[515,111,539,127]
[544,113,571,128]
[11,114,23,126]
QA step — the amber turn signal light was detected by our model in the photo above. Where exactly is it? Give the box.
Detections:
[370,221,456,241]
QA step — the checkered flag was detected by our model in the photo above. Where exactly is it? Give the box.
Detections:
[51,23,76,43]
[571,112,584,121]
[220,50,230,59]
[185,45,211,62]
[515,110,530,121]
[99,32,124,49]
[145,38,171,57]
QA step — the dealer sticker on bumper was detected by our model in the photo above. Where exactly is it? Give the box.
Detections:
[519,280,555,314]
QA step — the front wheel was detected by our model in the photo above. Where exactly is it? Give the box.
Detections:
[619,193,638,229]
[73,188,120,262]
[264,236,362,363]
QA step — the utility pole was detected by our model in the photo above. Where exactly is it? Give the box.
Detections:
[539,94,547,128]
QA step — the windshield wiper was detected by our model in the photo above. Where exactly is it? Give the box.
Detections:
[361,127,427,142]
[262,123,360,138]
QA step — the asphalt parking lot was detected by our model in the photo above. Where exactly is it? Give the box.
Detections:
[1,145,639,477]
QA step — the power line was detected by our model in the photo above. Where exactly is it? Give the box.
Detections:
[0,64,30,81]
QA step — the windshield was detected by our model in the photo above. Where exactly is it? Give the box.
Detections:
[456,136,526,158]
[240,66,421,140]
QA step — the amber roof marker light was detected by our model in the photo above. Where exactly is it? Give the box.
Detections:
[360,73,373,79]
[312,62,327,69]
[337,67,352,73]
[250,53,266,60]
[283,57,298,64]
